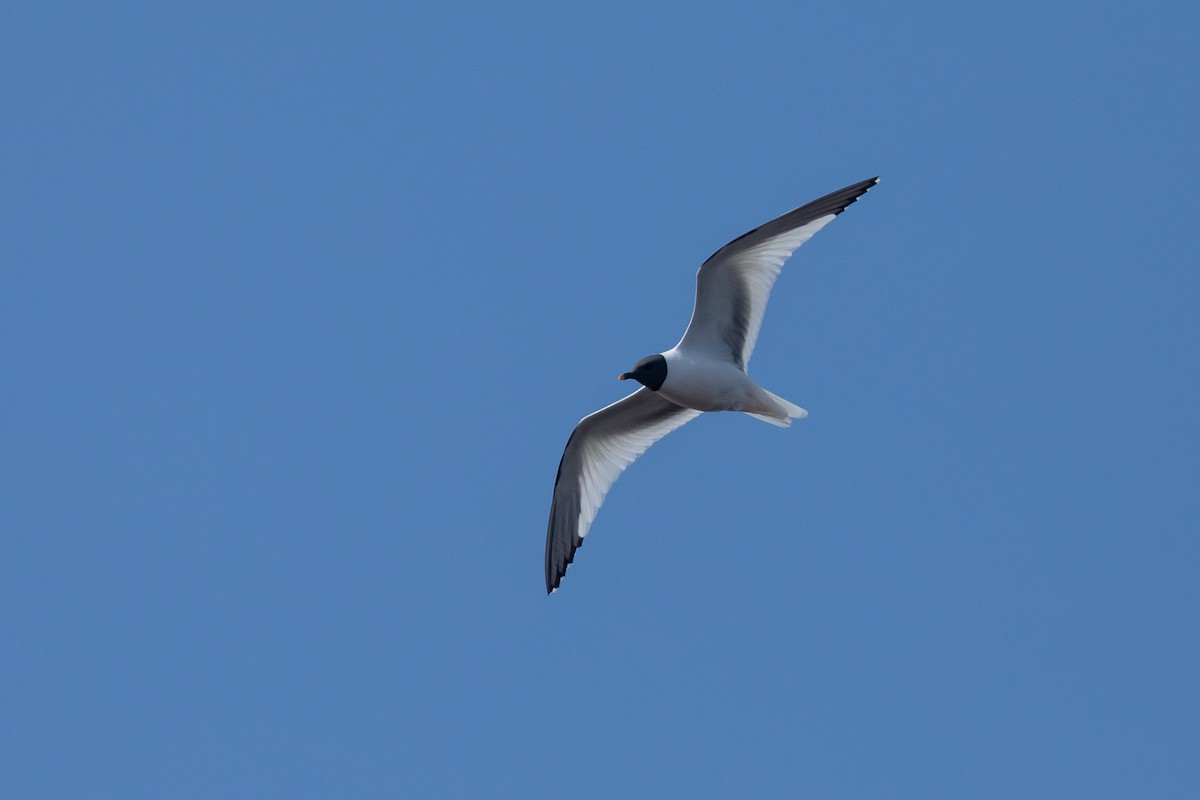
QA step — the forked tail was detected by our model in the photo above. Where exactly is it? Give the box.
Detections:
[744,389,808,428]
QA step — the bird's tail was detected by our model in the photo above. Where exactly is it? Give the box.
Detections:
[744,389,808,428]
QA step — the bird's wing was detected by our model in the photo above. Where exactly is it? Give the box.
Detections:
[545,388,701,593]
[677,177,878,369]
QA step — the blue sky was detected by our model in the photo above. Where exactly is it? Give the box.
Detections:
[3,1,1198,797]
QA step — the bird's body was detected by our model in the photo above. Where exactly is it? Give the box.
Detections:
[659,346,797,421]
[545,177,879,593]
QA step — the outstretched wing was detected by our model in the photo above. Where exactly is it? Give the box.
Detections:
[677,177,878,369]
[545,388,701,593]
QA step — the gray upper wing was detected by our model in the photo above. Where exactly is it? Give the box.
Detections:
[545,388,701,593]
[677,177,878,369]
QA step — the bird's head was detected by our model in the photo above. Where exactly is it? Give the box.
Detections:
[618,354,668,391]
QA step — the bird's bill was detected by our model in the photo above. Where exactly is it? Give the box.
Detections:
[618,373,631,381]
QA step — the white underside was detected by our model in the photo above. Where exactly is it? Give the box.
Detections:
[659,346,805,425]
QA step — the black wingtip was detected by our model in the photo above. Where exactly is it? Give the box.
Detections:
[702,176,880,264]
[545,533,582,595]
[828,176,880,215]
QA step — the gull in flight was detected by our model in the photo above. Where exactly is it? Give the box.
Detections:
[545,177,878,593]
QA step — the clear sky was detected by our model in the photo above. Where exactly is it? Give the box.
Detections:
[3,1,1198,797]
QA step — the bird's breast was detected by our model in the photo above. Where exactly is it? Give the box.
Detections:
[658,351,757,412]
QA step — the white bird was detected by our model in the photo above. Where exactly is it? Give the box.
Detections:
[545,177,878,593]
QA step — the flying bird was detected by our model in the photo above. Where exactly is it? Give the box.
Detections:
[545,177,878,593]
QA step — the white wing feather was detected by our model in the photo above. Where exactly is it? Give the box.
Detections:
[677,177,878,369]
[545,388,700,592]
